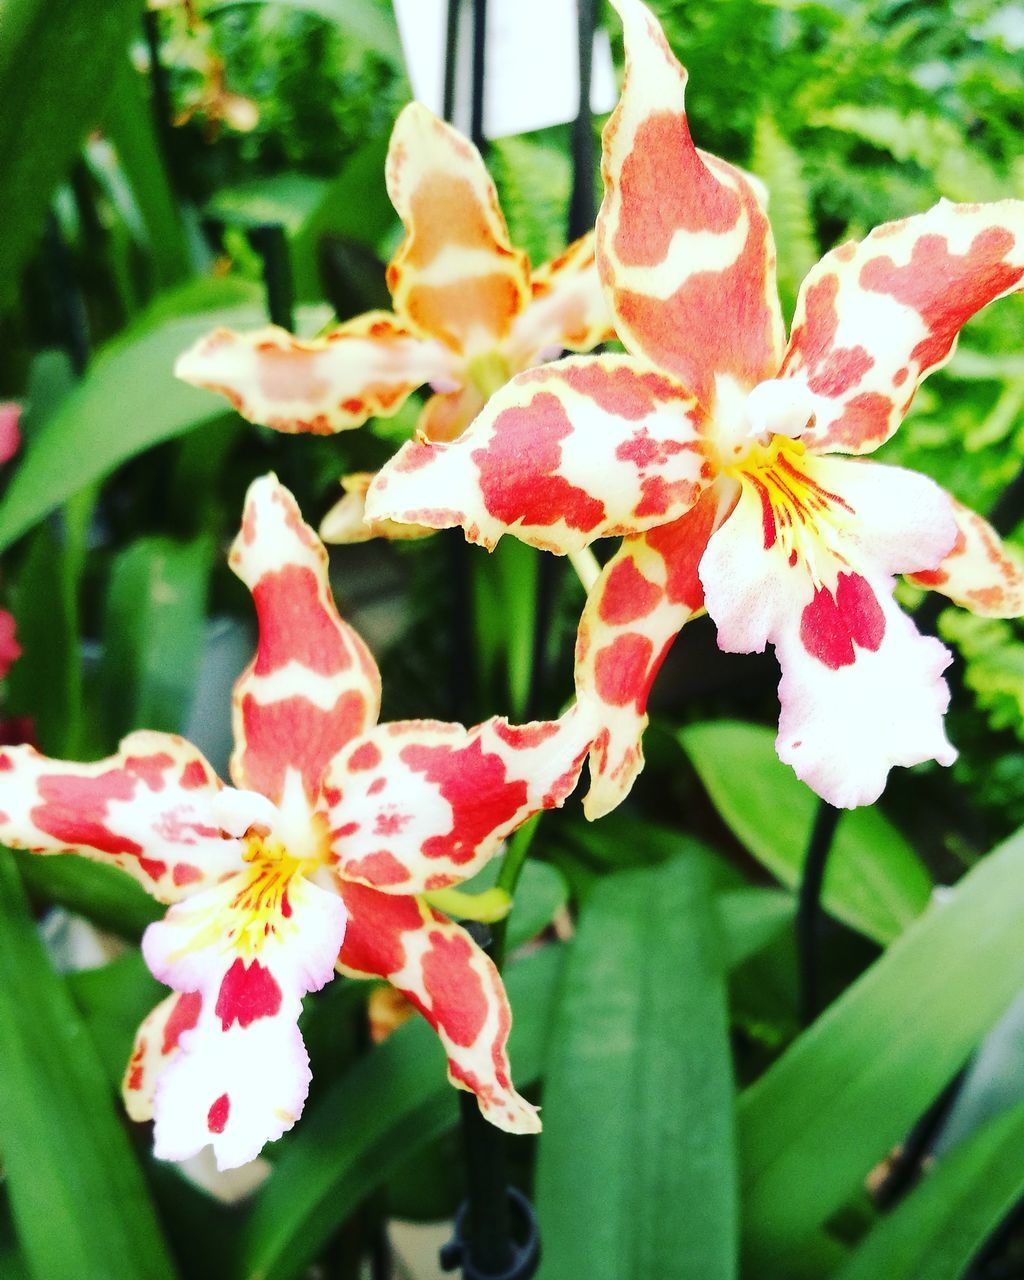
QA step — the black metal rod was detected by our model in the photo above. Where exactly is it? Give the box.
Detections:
[796,801,841,1025]
[526,0,597,720]
[457,1090,514,1275]
[469,0,487,151]
[443,0,461,124]
[248,223,295,331]
[568,0,597,241]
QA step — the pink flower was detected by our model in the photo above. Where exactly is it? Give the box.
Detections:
[365,0,1024,814]
[0,476,589,1168]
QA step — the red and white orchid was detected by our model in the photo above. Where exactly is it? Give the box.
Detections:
[0,475,589,1169]
[365,0,1024,816]
[174,102,613,543]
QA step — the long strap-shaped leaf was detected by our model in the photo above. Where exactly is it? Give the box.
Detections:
[536,857,737,1280]
[834,1101,1024,1280]
[0,851,177,1280]
[739,824,1024,1276]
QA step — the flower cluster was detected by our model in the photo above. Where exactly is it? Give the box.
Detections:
[175,101,614,543]
[0,476,589,1169]
[5,0,1024,1175]
[366,0,1024,815]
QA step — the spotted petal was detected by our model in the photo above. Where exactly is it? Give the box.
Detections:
[784,200,1024,456]
[909,497,1024,617]
[0,731,250,903]
[576,490,729,819]
[386,102,530,355]
[123,990,203,1122]
[142,865,346,1169]
[417,382,486,443]
[326,708,590,894]
[229,475,382,805]
[367,355,709,554]
[337,883,539,1134]
[598,0,784,410]
[175,312,457,434]
[700,455,959,807]
[319,472,437,545]
[506,232,616,368]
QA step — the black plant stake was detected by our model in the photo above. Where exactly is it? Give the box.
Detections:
[797,456,1024,1024]
[439,4,561,1277]
[526,0,597,721]
[247,223,295,332]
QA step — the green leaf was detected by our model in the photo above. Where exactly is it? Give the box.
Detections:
[67,951,165,1086]
[203,138,395,305]
[490,134,572,266]
[680,720,932,943]
[204,0,405,66]
[0,0,142,306]
[17,852,161,943]
[0,851,176,1280]
[738,824,1024,1275]
[750,116,817,318]
[0,279,264,553]
[238,945,561,1280]
[101,535,214,742]
[939,611,1024,740]
[536,858,737,1280]
[291,137,395,300]
[101,59,192,289]
[717,887,793,971]
[810,106,1006,203]
[834,1103,1024,1280]
[5,520,85,756]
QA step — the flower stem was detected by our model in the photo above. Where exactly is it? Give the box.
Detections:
[567,547,600,593]
[796,801,840,1025]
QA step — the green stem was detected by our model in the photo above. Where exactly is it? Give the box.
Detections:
[489,813,542,971]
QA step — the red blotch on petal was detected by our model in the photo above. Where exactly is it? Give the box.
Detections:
[180,760,209,790]
[860,227,1024,374]
[593,633,655,708]
[799,572,886,670]
[252,565,354,677]
[491,721,559,750]
[207,1093,231,1134]
[421,931,489,1047]
[32,770,141,856]
[215,958,282,1030]
[163,991,203,1054]
[348,741,382,772]
[474,396,606,535]
[336,882,423,975]
[399,737,527,864]
[345,850,411,886]
[599,558,661,625]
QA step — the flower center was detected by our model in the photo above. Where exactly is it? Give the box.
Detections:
[729,436,855,580]
[466,349,513,399]
[220,833,317,958]
[712,376,816,468]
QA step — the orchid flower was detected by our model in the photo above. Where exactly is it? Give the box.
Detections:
[0,475,590,1169]
[174,102,613,542]
[364,0,1024,816]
